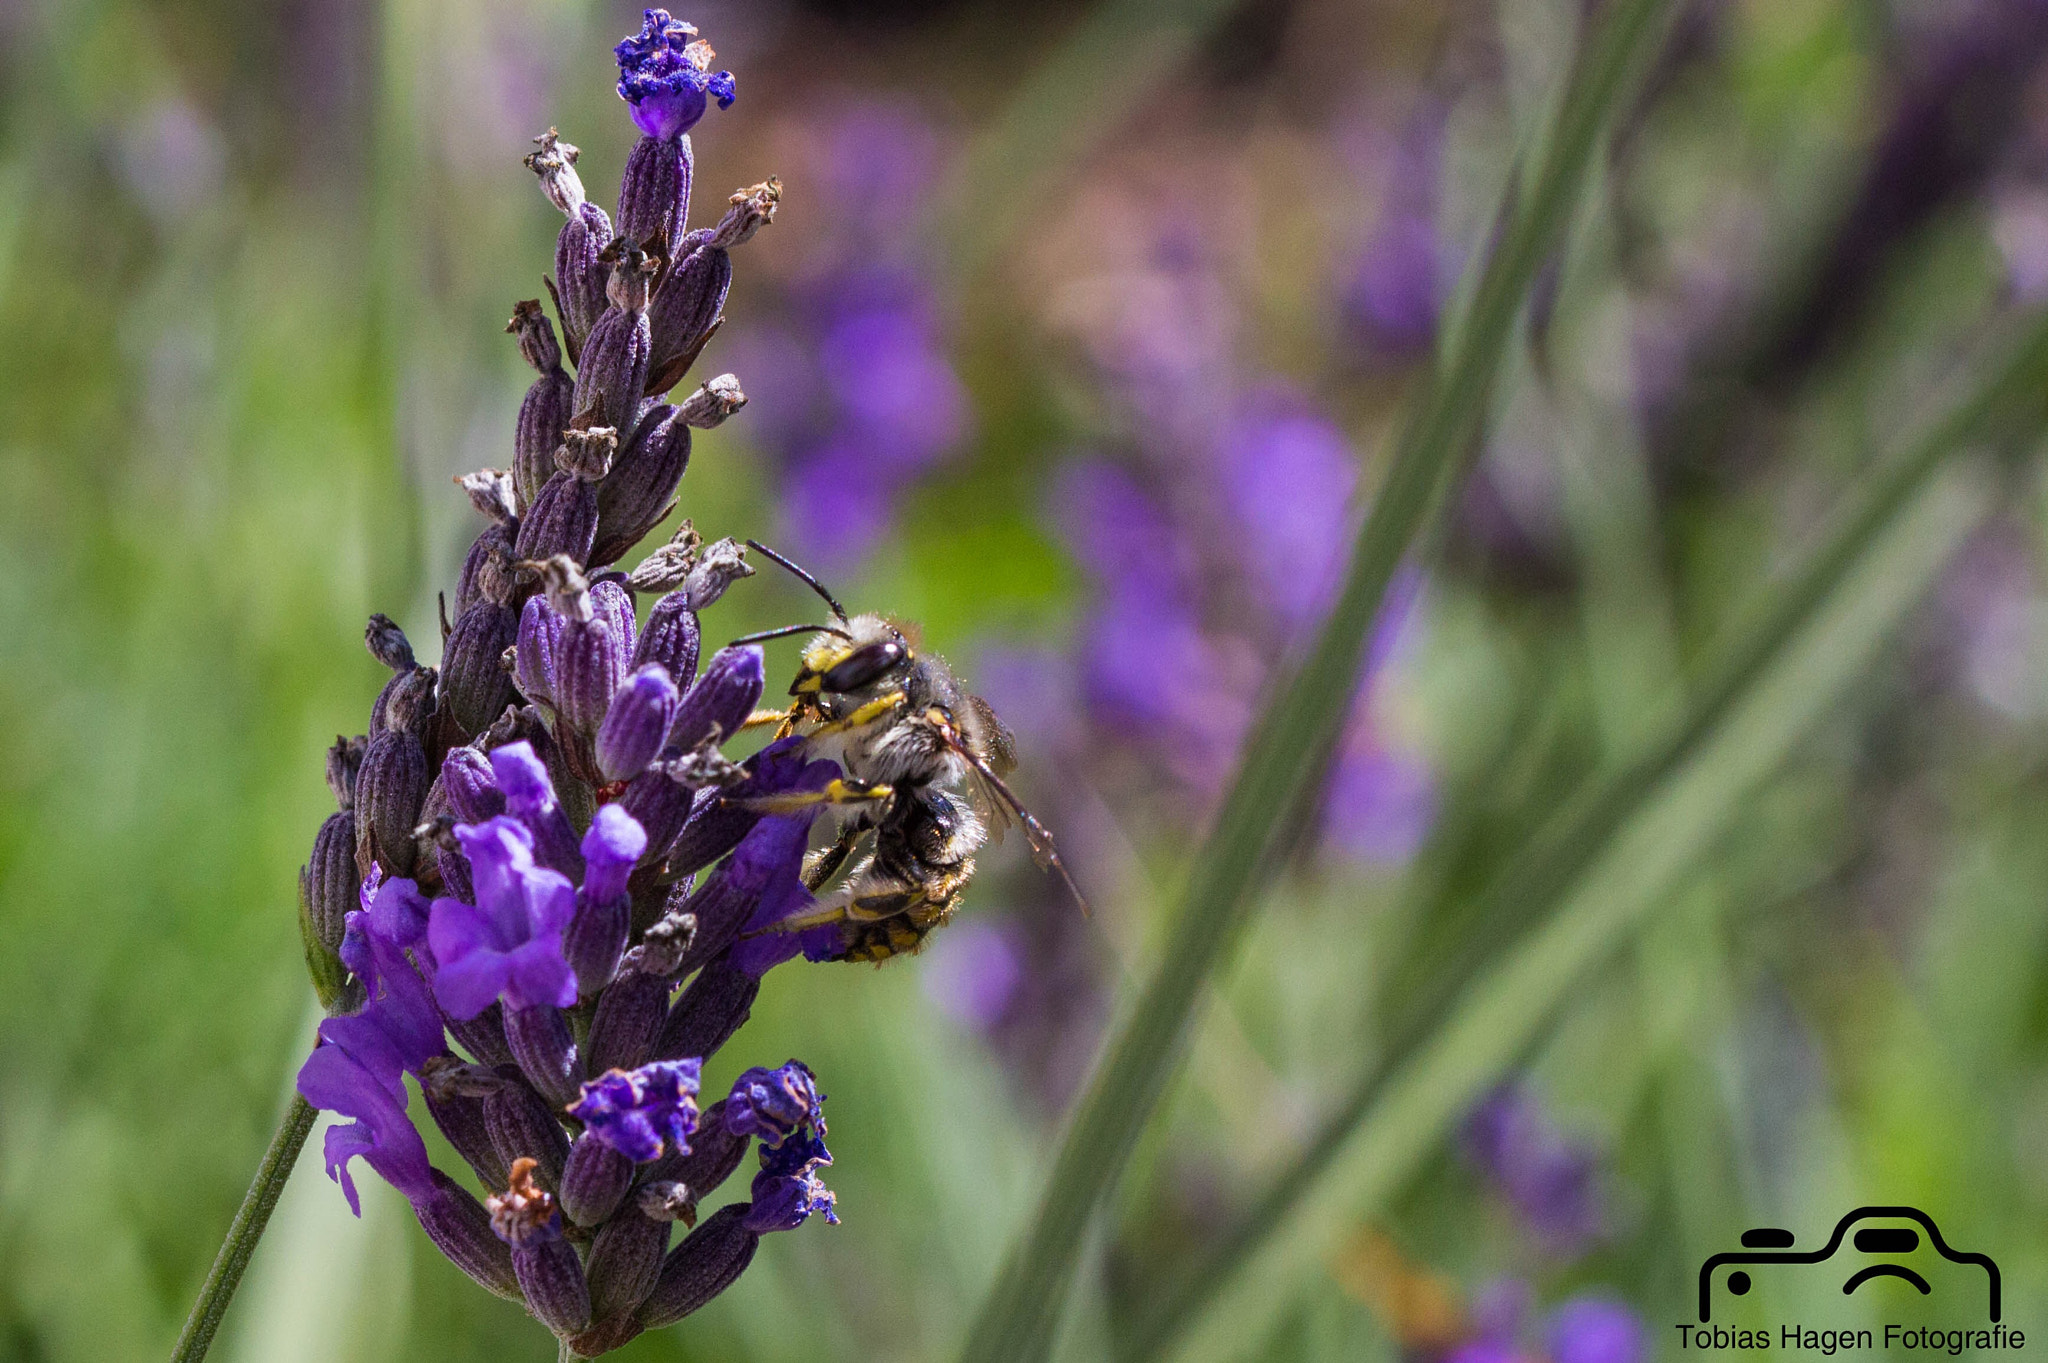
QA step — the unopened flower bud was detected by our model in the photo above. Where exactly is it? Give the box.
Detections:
[556,612,631,741]
[670,644,763,750]
[503,1003,585,1109]
[417,1170,521,1301]
[441,602,520,740]
[510,304,576,512]
[575,254,656,437]
[484,1079,571,1188]
[584,1208,670,1326]
[440,746,506,824]
[591,407,689,569]
[299,811,357,1009]
[585,968,675,1074]
[553,202,616,358]
[490,1160,591,1337]
[447,1001,516,1069]
[597,664,679,783]
[559,1131,636,1226]
[355,728,429,878]
[524,129,586,216]
[646,241,728,388]
[632,595,701,698]
[656,954,758,1064]
[514,470,599,567]
[365,613,415,671]
[679,373,744,428]
[635,1203,756,1328]
[422,1074,510,1192]
[669,1098,750,1202]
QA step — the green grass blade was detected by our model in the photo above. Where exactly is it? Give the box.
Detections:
[1151,457,1995,1363]
[955,4,1678,1360]
[1119,307,2048,1363]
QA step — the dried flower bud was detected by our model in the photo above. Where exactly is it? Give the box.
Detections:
[556,610,632,740]
[584,1208,670,1325]
[635,1203,756,1329]
[636,1180,696,1225]
[626,522,702,592]
[681,538,752,611]
[558,425,619,482]
[326,734,368,809]
[679,373,744,428]
[559,1131,636,1226]
[366,613,416,671]
[457,468,519,525]
[441,602,520,740]
[624,900,698,977]
[372,663,438,738]
[299,810,356,1010]
[524,129,585,216]
[457,524,519,616]
[709,178,778,250]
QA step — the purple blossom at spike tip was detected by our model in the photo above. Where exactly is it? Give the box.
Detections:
[722,1060,823,1147]
[615,10,735,142]
[1462,1084,1605,1256]
[427,817,579,1019]
[568,1059,703,1162]
[1547,1295,1647,1363]
[743,1130,838,1232]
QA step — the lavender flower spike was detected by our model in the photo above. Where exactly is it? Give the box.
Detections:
[616,10,735,142]
[569,1058,704,1162]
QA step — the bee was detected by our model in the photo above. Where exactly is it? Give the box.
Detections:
[729,542,1086,963]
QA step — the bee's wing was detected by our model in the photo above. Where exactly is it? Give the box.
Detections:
[937,716,1088,916]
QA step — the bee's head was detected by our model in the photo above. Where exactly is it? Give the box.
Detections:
[795,613,915,701]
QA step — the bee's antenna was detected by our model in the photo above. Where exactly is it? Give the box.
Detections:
[729,623,852,646]
[746,540,849,624]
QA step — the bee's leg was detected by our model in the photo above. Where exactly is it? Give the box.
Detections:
[740,707,792,730]
[729,777,894,814]
[802,822,866,891]
[748,901,852,935]
[809,691,909,736]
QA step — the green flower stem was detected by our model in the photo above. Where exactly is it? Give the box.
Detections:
[169,1094,319,1363]
[954,4,1677,1362]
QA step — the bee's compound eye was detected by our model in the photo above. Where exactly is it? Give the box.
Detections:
[823,641,904,692]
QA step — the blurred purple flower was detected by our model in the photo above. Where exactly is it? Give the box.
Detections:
[1547,1295,1647,1363]
[1219,399,1359,630]
[1342,98,1451,359]
[921,919,1025,1030]
[1463,1084,1605,1257]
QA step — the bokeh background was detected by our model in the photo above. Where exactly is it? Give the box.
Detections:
[7,0,2048,1358]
